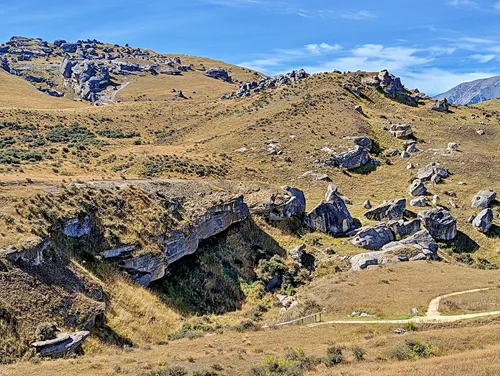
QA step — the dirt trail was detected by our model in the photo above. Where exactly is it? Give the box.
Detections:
[307,288,500,327]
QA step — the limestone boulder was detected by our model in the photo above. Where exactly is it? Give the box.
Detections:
[418,208,457,241]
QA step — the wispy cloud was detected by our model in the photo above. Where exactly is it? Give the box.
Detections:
[341,10,376,20]
[494,1,500,10]
[470,54,497,63]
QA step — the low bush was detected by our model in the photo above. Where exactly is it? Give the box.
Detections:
[392,338,439,361]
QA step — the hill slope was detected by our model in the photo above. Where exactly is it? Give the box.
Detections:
[434,75,500,105]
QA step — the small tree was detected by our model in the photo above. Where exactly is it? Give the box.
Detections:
[35,322,57,341]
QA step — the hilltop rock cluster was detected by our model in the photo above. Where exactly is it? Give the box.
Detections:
[0,36,196,102]
[221,69,309,99]
[364,69,424,105]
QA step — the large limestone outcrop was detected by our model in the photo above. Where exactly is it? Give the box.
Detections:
[418,207,457,241]
[304,185,354,236]
[122,195,250,285]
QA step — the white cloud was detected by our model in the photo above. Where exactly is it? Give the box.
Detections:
[304,43,342,55]
[341,10,376,20]
[470,54,497,63]
[448,0,477,7]
[494,1,500,10]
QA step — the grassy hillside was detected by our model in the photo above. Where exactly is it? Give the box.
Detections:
[0,41,499,374]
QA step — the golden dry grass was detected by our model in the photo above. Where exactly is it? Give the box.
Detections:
[440,287,500,315]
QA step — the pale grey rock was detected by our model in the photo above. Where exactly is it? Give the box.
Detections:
[205,67,232,82]
[304,185,354,236]
[410,197,430,207]
[471,190,496,209]
[351,223,395,250]
[327,145,371,170]
[289,244,305,261]
[432,98,449,112]
[62,216,91,238]
[408,179,427,197]
[387,219,422,239]
[363,200,372,209]
[418,208,457,241]
[448,142,458,151]
[364,198,406,221]
[390,124,413,138]
[103,245,137,259]
[33,331,90,359]
[472,208,493,233]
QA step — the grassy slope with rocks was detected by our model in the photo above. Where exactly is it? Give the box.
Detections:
[0,39,499,374]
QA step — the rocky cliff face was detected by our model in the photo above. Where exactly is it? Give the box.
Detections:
[434,75,500,105]
[121,195,250,285]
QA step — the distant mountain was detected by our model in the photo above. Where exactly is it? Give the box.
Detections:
[434,75,500,105]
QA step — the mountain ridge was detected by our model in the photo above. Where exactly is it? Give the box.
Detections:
[434,75,500,105]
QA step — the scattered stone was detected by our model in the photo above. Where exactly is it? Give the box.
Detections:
[410,197,430,207]
[304,185,354,236]
[471,190,496,209]
[406,142,420,153]
[448,142,458,151]
[418,208,457,240]
[472,209,493,233]
[363,200,372,209]
[257,186,306,221]
[407,164,415,170]
[408,179,427,197]
[365,198,406,221]
[401,151,410,158]
[351,312,373,317]
[432,195,441,206]
[385,149,400,157]
[355,105,363,114]
[390,124,413,138]
[394,328,407,334]
[417,163,450,182]
[477,129,485,135]
[351,223,395,250]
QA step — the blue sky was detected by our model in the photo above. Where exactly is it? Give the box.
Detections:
[2,0,500,95]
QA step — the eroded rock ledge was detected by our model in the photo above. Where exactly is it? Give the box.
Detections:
[120,195,250,285]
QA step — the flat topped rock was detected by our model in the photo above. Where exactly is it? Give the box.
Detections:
[32,333,70,348]
[471,190,496,209]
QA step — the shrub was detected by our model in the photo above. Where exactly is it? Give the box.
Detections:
[352,346,365,361]
[35,322,57,341]
[392,339,439,361]
[139,366,188,376]
[324,346,343,366]
[46,124,95,143]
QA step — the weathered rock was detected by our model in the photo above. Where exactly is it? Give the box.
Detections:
[390,124,413,138]
[205,67,232,82]
[417,164,450,182]
[418,208,457,240]
[408,179,427,197]
[382,230,438,261]
[406,142,420,153]
[60,43,79,53]
[448,142,458,151]
[364,198,406,221]
[353,137,373,151]
[387,219,422,239]
[53,39,66,47]
[61,216,91,238]
[351,224,395,250]
[471,190,496,209]
[122,196,250,285]
[327,145,371,170]
[289,244,305,261]
[410,197,430,207]
[472,208,493,233]
[304,185,354,236]
[266,276,281,292]
[350,229,438,271]
[257,186,306,221]
[363,200,372,209]
[32,331,90,359]
[432,98,449,112]
[355,105,363,114]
